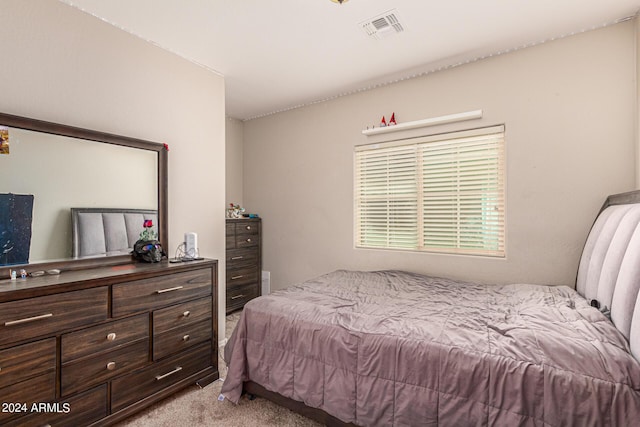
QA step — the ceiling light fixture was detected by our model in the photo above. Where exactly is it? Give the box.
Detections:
[330,0,349,4]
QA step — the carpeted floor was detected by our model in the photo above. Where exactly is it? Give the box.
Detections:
[116,311,320,427]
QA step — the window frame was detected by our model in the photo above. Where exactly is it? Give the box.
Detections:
[354,125,505,257]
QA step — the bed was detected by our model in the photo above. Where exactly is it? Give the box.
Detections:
[221,190,640,426]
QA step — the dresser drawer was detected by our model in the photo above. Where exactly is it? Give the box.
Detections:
[226,223,236,249]
[153,318,212,360]
[227,247,259,269]
[226,284,260,313]
[226,222,235,235]
[0,287,108,347]
[4,384,108,427]
[153,297,211,334]
[113,269,212,317]
[236,231,259,248]
[61,339,149,396]
[111,342,212,412]
[0,338,56,389]
[227,266,259,288]
[61,313,149,363]
[237,220,259,233]
[0,371,56,424]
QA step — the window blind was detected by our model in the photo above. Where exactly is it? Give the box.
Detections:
[355,125,505,257]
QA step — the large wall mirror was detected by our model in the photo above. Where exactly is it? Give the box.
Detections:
[0,112,167,275]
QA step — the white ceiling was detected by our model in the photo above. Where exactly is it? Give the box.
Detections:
[59,0,640,121]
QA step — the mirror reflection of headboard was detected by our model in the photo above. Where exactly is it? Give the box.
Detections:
[71,208,158,258]
[0,112,167,275]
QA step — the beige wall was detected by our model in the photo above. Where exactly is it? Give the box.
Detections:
[226,116,244,206]
[0,0,227,337]
[244,22,637,291]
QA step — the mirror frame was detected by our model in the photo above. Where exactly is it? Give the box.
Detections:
[0,112,168,276]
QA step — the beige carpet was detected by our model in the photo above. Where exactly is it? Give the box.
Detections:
[117,311,320,427]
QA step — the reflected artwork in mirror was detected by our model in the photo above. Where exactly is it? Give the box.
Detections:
[0,112,167,274]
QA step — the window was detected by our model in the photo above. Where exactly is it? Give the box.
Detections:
[355,125,505,257]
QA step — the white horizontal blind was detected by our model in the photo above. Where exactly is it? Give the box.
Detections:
[354,144,418,249]
[355,125,505,257]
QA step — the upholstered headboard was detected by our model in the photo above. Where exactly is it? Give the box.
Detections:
[577,190,640,359]
[71,208,157,258]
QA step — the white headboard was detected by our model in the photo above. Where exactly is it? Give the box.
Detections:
[577,190,640,359]
[71,208,157,258]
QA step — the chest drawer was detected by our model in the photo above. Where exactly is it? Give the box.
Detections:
[113,268,212,317]
[226,220,260,249]
[0,338,56,389]
[153,297,211,334]
[61,339,149,396]
[0,287,108,347]
[61,313,149,363]
[111,341,212,412]
[226,223,236,250]
[227,247,259,269]
[227,266,259,288]
[236,231,258,248]
[226,284,260,313]
[236,221,258,235]
[153,318,212,360]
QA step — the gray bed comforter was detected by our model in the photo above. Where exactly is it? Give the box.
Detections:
[221,270,640,426]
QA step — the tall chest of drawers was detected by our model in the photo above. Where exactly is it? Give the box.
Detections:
[0,259,218,426]
[226,218,262,313]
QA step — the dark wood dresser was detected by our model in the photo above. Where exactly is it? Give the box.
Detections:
[0,259,218,426]
[225,218,262,313]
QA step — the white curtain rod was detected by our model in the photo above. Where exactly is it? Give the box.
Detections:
[362,110,483,136]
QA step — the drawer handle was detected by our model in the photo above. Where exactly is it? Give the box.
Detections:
[246,225,251,230]
[246,238,252,243]
[231,294,245,300]
[106,361,117,371]
[183,310,191,318]
[4,313,53,326]
[182,334,190,341]
[156,286,184,294]
[231,275,244,280]
[231,256,244,260]
[107,332,117,341]
[156,366,182,381]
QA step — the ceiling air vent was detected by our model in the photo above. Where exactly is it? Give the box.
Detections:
[360,9,405,40]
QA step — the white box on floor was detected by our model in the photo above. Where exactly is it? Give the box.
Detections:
[262,271,270,295]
